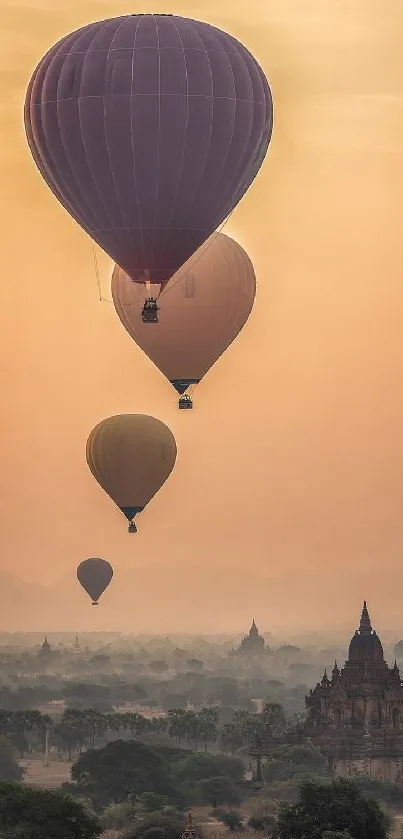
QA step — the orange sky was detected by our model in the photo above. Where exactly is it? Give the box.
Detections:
[1,0,403,634]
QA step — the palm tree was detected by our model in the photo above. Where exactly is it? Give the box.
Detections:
[167,709,188,746]
[147,717,168,737]
[185,712,202,751]
[105,713,121,742]
[22,710,43,753]
[38,713,53,753]
[61,708,90,754]
[127,712,147,739]
[83,709,105,749]
[197,708,219,752]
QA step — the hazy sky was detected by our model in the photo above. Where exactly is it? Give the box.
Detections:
[1,0,403,634]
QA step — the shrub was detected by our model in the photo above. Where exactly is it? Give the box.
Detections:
[101,801,138,830]
[217,812,244,832]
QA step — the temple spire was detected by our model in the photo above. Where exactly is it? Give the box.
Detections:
[321,668,330,687]
[182,812,196,839]
[359,601,372,634]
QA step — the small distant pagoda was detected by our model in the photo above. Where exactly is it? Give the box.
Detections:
[182,813,197,839]
[37,637,52,656]
[233,620,267,656]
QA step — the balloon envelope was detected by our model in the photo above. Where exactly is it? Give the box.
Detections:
[77,558,113,605]
[86,415,177,530]
[24,14,272,287]
[112,233,256,394]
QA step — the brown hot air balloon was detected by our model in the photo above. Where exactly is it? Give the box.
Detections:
[86,415,177,532]
[112,233,256,408]
[77,558,113,605]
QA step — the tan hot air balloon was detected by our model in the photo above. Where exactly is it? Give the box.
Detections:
[86,415,177,532]
[111,232,256,408]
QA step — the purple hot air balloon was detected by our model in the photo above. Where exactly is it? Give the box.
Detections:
[24,14,273,288]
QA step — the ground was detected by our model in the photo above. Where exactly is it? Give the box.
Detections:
[392,815,403,838]
[20,755,72,788]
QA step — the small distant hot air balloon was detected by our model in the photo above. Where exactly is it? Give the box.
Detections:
[77,558,113,605]
[112,233,256,407]
[86,415,177,532]
[24,14,272,288]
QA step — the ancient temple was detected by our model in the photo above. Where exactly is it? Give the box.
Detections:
[250,602,403,783]
[304,601,403,782]
[234,620,266,656]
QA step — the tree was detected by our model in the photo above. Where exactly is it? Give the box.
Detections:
[82,709,105,749]
[276,778,391,839]
[0,782,101,839]
[53,720,84,761]
[206,677,241,707]
[231,710,262,745]
[100,801,138,830]
[263,745,329,782]
[197,708,219,752]
[137,792,168,812]
[216,811,244,832]
[147,717,168,737]
[172,753,244,786]
[64,682,110,704]
[21,710,43,753]
[220,723,245,755]
[58,709,91,754]
[187,658,204,671]
[125,809,186,839]
[161,693,188,711]
[184,712,203,750]
[127,712,148,740]
[322,833,353,839]
[0,736,24,782]
[0,711,13,736]
[261,702,287,735]
[105,712,129,741]
[69,740,177,807]
[197,776,241,808]
[352,774,403,809]
[167,709,189,746]
[248,812,277,836]
[9,712,30,758]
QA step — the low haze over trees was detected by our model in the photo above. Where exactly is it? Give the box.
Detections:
[0,633,401,837]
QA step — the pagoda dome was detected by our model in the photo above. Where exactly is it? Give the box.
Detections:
[348,601,384,663]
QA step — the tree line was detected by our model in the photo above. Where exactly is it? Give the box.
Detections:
[0,702,288,761]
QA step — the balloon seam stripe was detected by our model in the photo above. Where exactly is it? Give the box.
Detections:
[157,16,189,260]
